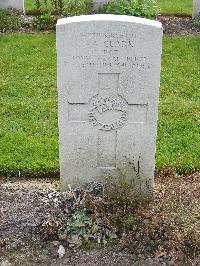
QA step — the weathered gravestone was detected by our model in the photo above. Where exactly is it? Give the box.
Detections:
[0,0,24,12]
[193,0,200,19]
[57,15,163,194]
[93,0,110,10]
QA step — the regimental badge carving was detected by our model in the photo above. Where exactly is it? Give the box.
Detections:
[88,94,128,131]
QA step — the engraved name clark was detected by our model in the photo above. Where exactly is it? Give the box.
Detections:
[88,95,128,131]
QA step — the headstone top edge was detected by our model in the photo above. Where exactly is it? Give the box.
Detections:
[56,14,162,29]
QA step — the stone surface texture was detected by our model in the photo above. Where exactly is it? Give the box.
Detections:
[0,0,24,12]
[57,15,163,193]
[193,0,200,18]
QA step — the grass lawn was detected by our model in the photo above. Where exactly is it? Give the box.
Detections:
[0,34,199,173]
[157,0,192,15]
[0,34,58,172]
[25,0,193,15]
[25,0,34,11]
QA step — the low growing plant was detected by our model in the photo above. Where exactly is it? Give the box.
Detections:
[32,14,57,30]
[33,0,93,15]
[58,208,115,246]
[51,0,65,14]
[34,0,52,13]
[105,0,160,19]
[35,0,42,11]
[0,10,23,33]
[65,0,93,16]
[64,210,93,245]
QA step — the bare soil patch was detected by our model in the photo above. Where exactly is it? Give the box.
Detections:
[0,171,199,265]
[157,16,200,36]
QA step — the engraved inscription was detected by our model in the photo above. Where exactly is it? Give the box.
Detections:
[66,31,152,70]
[77,32,137,39]
[71,55,151,69]
[104,40,134,48]
[88,95,128,131]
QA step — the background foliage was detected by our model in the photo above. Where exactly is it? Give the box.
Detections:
[24,0,193,15]
[105,0,159,19]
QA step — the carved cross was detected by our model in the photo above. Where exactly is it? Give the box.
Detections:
[68,73,147,168]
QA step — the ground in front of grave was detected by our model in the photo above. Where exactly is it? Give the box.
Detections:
[0,170,199,266]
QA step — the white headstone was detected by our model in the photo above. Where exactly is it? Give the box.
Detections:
[57,15,163,194]
[193,0,200,19]
[0,0,24,12]
[93,0,110,10]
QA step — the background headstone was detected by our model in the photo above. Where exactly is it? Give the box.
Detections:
[0,0,24,12]
[193,0,200,19]
[57,15,163,194]
[93,0,110,10]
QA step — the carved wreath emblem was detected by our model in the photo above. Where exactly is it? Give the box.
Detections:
[88,95,128,131]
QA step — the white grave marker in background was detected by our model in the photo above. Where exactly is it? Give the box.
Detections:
[0,0,24,12]
[193,0,200,19]
[93,0,110,10]
[57,15,163,194]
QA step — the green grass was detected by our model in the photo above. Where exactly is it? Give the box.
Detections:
[0,34,199,172]
[157,36,200,171]
[157,0,192,15]
[0,34,58,171]
[25,0,34,11]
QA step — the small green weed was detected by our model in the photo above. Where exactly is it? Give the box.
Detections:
[65,210,92,237]
[59,209,110,246]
